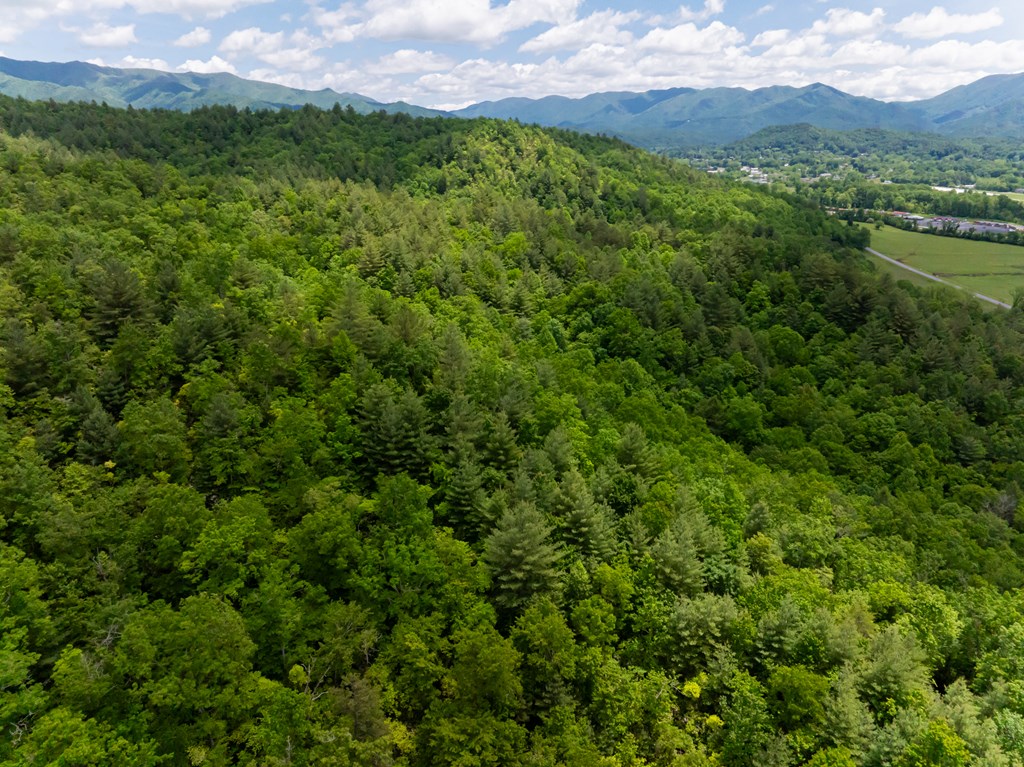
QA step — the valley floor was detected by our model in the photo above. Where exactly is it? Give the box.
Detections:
[866,224,1024,304]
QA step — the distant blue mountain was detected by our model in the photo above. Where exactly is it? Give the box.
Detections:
[456,83,926,146]
[0,57,444,117]
[456,76,1024,147]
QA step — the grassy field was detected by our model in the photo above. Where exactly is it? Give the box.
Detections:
[866,225,1024,303]
[999,191,1024,203]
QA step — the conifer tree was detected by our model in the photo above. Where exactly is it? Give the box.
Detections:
[484,502,562,613]
[552,470,618,563]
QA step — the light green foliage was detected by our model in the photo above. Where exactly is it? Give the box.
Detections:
[180,496,274,599]
[858,626,930,720]
[0,544,52,758]
[116,396,191,481]
[895,720,972,767]
[5,706,161,766]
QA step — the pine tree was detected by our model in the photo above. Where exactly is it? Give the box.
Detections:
[484,412,522,476]
[88,260,148,346]
[650,523,703,597]
[76,398,119,466]
[357,384,434,481]
[441,458,487,539]
[484,502,562,613]
[552,470,618,563]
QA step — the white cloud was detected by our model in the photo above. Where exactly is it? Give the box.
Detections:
[174,26,211,47]
[678,0,725,23]
[118,54,171,69]
[178,55,237,74]
[893,6,1003,40]
[220,26,282,53]
[639,21,745,54]
[562,43,633,78]
[86,54,169,70]
[245,68,308,88]
[751,33,830,61]
[754,4,774,16]
[830,39,908,67]
[123,0,272,18]
[751,28,789,47]
[219,26,326,71]
[78,23,138,48]
[372,49,455,75]
[0,0,270,44]
[309,4,360,43]
[358,0,580,44]
[810,7,885,38]
[907,38,1024,71]
[519,9,639,54]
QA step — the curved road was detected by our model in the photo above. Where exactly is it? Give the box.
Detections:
[865,246,1012,309]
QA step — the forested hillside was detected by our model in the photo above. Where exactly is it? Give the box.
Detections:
[3,98,1024,766]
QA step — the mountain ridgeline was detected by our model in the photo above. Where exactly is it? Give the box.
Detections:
[0,56,442,116]
[4,96,1024,766]
[456,75,1024,147]
[4,57,1024,148]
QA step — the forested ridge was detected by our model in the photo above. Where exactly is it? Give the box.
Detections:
[3,98,1024,766]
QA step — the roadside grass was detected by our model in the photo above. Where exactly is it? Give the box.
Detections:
[868,249,950,292]
[866,225,1024,303]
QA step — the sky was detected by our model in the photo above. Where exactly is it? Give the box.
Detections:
[1,1,1022,110]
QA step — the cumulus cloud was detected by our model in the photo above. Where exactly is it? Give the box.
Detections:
[78,23,138,47]
[751,28,789,47]
[810,7,885,38]
[174,26,211,47]
[119,54,171,69]
[220,26,326,71]
[178,55,238,74]
[758,33,830,62]
[123,0,272,18]
[0,0,270,44]
[893,6,1003,40]
[372,49,455,75]
[678,0,725,23]
[830,39,908,67]
[308,4,361,43]
[519,9,639,54]
[639,21,745,54]
[908,38,1024,71]
[357,0,580,44]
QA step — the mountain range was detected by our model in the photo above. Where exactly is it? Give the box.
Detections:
[0,56,439,117]
[3,56,1024,147]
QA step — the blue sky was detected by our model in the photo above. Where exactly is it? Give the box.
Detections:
[2,1,1021,109]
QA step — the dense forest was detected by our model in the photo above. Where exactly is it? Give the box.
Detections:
[3,97,1024,766]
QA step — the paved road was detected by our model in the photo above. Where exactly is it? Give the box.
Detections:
[865,246,1012,309]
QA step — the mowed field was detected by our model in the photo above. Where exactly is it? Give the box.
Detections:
[867,225,1024,303]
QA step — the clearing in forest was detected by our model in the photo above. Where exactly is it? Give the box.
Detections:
[867,224,1024,304]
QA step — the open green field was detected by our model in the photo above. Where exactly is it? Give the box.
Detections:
[999,191,1024,203]
[867,225,1024,303]
[868,247,953,293]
